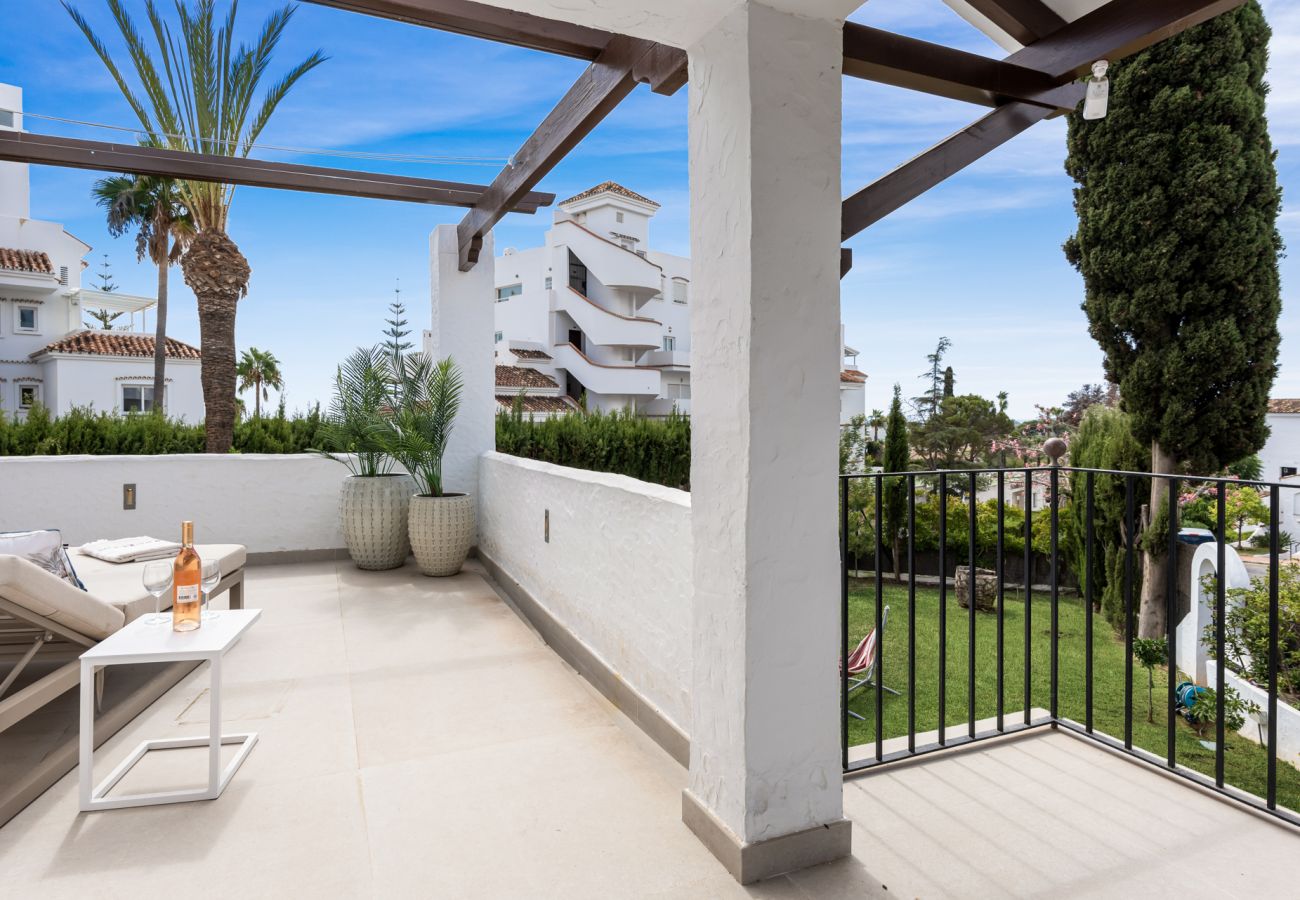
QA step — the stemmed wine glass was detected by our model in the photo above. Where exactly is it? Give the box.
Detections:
[200,560,222,621]
[142,562,173,626]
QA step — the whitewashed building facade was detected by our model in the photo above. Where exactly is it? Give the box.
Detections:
[0,83,203,422]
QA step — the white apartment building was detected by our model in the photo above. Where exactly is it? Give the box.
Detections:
[485,181,866,421]
[0,84,203,422]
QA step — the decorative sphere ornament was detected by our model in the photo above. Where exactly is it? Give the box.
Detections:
[1043,437,1068,464]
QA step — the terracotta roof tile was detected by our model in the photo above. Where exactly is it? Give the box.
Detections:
[0,247,54,274]
[495,394,575,414]
[840,369,868,384]
[559,181,659,208]
[511,348,553,361]
[32,330,201,360]
[495,365,558,389]
[1269,398,1300,414]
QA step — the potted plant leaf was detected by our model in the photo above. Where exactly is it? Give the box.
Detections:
[314,346,414,570]
[384,353,473,576]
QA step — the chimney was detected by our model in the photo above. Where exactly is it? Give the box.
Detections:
[0,83,31,220]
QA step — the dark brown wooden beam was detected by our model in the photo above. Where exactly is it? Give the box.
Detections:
[840,247,853,279]
[1007,0,1246,81]
[456,35,683,270]
[841,101,1059,241]
[843,24,1081,111]
[301,0,686,95]
[0,131,554,211]
[962,0,1067,45]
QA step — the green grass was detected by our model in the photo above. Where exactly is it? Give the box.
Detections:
[846,578,1300,813]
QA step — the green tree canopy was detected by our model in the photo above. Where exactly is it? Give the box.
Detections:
[912,393,1013,470]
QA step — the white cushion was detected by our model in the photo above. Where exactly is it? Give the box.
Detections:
[0,530,84,590]
[71,544,247,624]
[0,555,124,640]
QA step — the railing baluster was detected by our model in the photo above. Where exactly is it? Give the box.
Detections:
[1166,476,1178,769]
[1050,465,1060,722]
[1124,476,1135,750]
[968,470,977,740]
[1085,471,1094,734]
[1024,470,1032,726]
[996,470,1005,733]
[840,475,849,771]
[939,472,948,746]
[875,475,884,763]
[908,474,917,754]
[1216,482,1226,788]
[1268,485,1279,809]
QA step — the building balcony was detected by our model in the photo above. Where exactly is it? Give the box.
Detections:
[637,348,689,370]
[554,219,662,301]
[551,342,661,397]
[553,287,661,350]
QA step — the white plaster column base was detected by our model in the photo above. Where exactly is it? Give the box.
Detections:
[682,789,851,884]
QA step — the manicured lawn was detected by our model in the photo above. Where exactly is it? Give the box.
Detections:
[846,578,1300,814]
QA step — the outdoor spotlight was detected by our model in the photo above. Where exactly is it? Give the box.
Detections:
[1083,60,1110,120]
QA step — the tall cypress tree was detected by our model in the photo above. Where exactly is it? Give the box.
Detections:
[1063,2,1282,638]
[884,384,910,580]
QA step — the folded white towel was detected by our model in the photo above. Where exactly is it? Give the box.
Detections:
[79,536,182,564]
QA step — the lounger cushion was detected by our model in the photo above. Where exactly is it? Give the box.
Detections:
[72,544,247,624]
[0,530,85,590]
[0,555,124,640]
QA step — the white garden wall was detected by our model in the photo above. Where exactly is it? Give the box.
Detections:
[0,454,349,554]
[478,451,692,736]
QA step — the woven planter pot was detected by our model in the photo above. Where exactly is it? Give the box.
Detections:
[408,493,475,577]
[340,474,414,571]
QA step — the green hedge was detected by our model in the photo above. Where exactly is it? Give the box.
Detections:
[495,406,690,490]
[0,405,324,455]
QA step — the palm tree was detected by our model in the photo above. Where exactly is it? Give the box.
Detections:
[236,347,283,419]
[65,0,326,451]
[868,408,886,442]
[93,174,194,409]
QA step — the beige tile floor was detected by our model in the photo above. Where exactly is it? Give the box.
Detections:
[1,559,1296,899]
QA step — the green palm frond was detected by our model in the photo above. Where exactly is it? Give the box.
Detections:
[383,354,464,496]
[311,345,396,477]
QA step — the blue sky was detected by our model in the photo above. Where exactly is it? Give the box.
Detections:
[1,0,1296,419]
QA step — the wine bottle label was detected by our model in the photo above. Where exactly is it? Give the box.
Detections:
[176,585,199,603]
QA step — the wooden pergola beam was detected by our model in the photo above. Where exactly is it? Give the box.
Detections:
[0,131,554,211]
[841,100,1061,241]
[962,0,1067,45]
[456,35,685,270]
[843,24,1080,111]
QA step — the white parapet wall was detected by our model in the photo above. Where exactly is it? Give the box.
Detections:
[0,454,349,554]
[478,451,692,740]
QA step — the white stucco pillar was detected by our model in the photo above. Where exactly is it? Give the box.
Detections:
[428,224,495,509]
[682,1,848,884]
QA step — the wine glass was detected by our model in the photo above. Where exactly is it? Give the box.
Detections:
[200,560,222,621]
[142,562,173,626]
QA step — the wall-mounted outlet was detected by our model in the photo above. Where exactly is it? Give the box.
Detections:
[123,483,137,510]
[544,508,550,543]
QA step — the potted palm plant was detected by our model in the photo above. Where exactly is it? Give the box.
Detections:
[384,354,473,577]
[314,347,413,570]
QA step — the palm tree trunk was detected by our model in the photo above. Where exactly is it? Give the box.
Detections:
[152,251,168,412]
[254,380,262,419]
[182,230,249,453]
[1137,440,1175,639]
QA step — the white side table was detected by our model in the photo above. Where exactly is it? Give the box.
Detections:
[78,608,262,812]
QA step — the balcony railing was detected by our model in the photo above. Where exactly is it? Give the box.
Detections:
[840,466,1300,828]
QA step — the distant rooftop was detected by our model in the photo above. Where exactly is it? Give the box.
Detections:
[31,330,201,360]
[495,365,558,390]
[559,181,659,209]
[0,248,54,275]
[1269,399,1300,414]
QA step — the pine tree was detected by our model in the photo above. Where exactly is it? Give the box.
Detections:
[942,366,954,398]
[1063,2,1282,638]
[95,254,118,292]
[86,254,125,330]
[883,384,910,580]
[382,282,413,370]
[913,336,951,421]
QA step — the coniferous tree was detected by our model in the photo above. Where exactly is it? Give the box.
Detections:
[883,384,910,580]
[1063,2,1282,637]
[382,283,413,370]
[913,336,951,421]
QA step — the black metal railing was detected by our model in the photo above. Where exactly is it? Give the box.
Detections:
[839,465,1299,827]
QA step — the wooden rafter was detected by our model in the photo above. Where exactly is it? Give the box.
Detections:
[842,0,1247,242]
[962,0,1067,45]
[456,35,686,270]
[0,132,554,211]
[843,24,1080,111]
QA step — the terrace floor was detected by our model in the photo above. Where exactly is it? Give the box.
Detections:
[1,559,1297,898]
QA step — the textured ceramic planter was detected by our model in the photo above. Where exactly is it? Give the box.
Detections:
[408,493,475,577]
[340,474,414,570]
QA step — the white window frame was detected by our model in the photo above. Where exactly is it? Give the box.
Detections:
[672,279,688,304]
[15,304,39,334]
[495,284,523,302]
[544,276,553,290]
[121,383,163,414]
[17,384,39,410]
[662,336,676,352]
[494,331,503,344]
[616,211,625,223]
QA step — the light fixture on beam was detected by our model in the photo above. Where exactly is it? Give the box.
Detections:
[1083,60,1110,120]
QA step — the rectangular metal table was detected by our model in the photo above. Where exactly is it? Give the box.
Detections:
[78,609,262,812]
